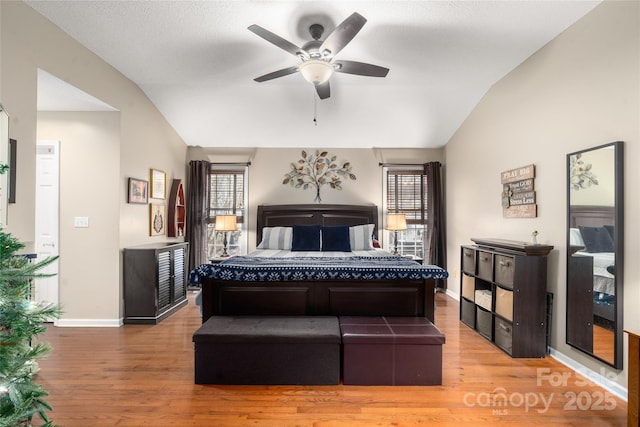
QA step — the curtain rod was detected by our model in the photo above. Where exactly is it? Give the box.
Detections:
[380,162,417,167]
[379,162,440,167]
[210,162,251,166]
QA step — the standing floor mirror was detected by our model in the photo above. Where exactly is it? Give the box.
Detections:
[566,141,623,369]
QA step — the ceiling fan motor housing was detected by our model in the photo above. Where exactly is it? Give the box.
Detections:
[249,12,389,99]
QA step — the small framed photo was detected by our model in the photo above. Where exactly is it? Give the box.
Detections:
[150,203,166,236]
[128,178,148,204]
[150,169,166,199]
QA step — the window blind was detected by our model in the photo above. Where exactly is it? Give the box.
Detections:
[209,168,245,224]
[386,169,427,224]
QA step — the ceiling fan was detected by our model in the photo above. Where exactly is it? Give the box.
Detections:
[248,12,389,100]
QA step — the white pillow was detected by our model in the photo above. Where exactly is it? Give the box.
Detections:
[569,228,585,247]
[349,224,375,250]
[257,226,293,250]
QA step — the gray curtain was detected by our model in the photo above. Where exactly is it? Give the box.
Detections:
[187,160,210,273]
[424,161,447,290]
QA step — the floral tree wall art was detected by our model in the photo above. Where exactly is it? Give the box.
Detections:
[569,153,598,190]
[283,150,356,203]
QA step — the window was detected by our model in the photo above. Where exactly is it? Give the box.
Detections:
[207,165,248,259]
[383,167,428,260]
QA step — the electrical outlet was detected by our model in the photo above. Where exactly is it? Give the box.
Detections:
[74,216,89,228]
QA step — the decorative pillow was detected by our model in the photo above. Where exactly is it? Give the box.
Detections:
[349,224,375,250]
[569,228,585,247]
[603,224,615,241]
[291,225,321,251]
[257,226,292,250]
[578,226,614,253]
[321,226,352,252]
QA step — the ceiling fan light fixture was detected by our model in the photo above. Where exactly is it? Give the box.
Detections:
[298,60,334,85]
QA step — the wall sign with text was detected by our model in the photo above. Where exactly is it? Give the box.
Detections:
[501,164,537,218]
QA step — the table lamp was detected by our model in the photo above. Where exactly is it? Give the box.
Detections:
[386,213,407,255]
[215,215,237,257]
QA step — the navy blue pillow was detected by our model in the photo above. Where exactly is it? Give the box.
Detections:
[322,226,351,252]
[578,226,614,253]
[291,225,321,251]
[604,224,615,241]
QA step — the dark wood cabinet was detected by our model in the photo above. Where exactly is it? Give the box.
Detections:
[123,242,189,324]
[459,238,553,358]
[167,179,186,237]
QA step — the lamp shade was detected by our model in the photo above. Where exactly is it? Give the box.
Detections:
[215,215,237,232]
[298,60,334,85]
[386,213,407,231]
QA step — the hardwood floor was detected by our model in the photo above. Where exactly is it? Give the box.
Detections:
[34,291,627,426]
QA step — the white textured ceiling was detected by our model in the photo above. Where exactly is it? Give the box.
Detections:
[26,1,600,149]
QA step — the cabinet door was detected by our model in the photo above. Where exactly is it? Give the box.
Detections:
[173,245,186,301]
[567,255,594,352]
[157,250,172,311]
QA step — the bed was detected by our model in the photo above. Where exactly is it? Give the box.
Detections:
[569,205,616,326]
[189,204,448,323]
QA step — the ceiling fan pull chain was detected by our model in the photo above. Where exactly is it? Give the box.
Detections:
[313,92,318,126]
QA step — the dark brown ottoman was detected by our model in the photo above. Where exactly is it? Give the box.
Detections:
[340,316,445,385]
[193,316,341,385]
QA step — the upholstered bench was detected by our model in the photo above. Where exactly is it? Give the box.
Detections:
[339,316,446,385]
[192,315,341,385]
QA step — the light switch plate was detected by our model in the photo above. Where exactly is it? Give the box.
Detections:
[74,216,89,228]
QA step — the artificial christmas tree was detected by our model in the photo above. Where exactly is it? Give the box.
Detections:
[0,228,60,426]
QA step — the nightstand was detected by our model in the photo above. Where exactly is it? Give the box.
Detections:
[403,255,423,264]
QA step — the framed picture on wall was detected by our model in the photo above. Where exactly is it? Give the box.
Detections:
[150,203,166,236]
[128,178,148,204]
[150,169,166,199]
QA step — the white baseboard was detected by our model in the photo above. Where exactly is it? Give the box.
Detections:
[446,289,460,301]
[548,347,627,401]
[55,318,123,327]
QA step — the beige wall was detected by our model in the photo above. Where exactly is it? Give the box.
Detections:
[38,112,121,322]
[445,0,639,388]
[1,2,188,324]
[188,146,444,250]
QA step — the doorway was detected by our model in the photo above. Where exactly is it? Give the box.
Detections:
[34,140,60,311]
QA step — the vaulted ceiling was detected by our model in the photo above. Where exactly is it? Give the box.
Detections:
[27,1,600,148]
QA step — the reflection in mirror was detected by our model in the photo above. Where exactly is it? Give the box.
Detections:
[566,141,623,369]
[0,104,8,226]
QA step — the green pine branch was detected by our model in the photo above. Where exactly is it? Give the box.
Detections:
[0,223,60,426]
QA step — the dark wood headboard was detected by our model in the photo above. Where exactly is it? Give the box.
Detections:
[256,204,378,246]
[570,205,615,228]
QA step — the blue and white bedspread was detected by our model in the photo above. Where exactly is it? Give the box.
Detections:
[189,249,449,285]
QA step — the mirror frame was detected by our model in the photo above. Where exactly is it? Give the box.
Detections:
[0,104,8,226]
[566,141,624,369]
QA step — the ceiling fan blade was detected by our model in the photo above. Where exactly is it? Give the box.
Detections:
[319,12,367,59]
[254,66,299,82]
[248,24,308,59]
[315,81,330,100]
[334,60,389,78]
